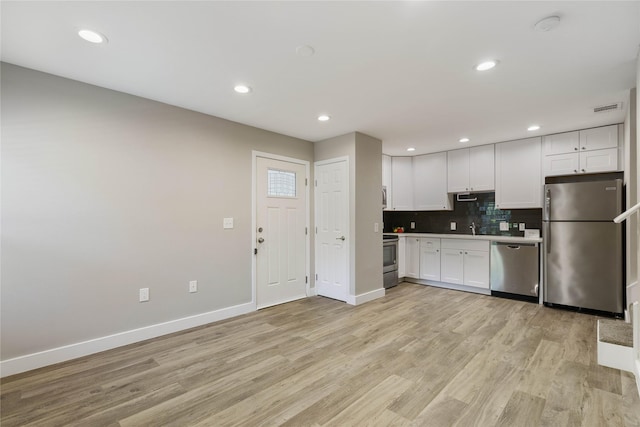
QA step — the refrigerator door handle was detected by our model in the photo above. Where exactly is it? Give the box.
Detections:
[543,222,550,254]
[544,187,551,221]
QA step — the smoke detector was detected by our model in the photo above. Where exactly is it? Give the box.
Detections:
[593,103,623,114]
[534,16,561,32]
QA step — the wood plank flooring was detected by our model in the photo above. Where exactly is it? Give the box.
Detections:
[2,283,639,426]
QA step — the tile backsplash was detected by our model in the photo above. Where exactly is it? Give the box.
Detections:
[383,192,542,237]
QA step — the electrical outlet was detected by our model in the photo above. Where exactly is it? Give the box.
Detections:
[410,221,416,229]
[450,221,456,231]
[519,223,526,231]
[139,288,149,302]
[374,223,379,233]
[189,280,198,293]
[223,217,234,229]
[499,222,509,231]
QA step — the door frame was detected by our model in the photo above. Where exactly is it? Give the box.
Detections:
[314,156,350,301]
[252,151,311,309]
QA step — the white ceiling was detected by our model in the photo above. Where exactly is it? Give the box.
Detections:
[2,1,639,155]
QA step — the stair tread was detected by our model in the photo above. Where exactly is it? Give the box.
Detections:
[598,319,633,347]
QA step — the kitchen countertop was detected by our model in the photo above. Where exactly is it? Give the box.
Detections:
[384,232,542,244]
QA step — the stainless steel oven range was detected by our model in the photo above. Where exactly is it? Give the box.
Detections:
[383,235,398,288]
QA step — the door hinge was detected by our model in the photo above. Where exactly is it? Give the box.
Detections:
[305,276,308,284]
[305,178,308,186]
[305,227,308,235]
[315,274,318,280]
[254,248,257,255]
[315,227,318,234]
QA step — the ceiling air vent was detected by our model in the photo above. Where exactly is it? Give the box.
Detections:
[593,102,622,113]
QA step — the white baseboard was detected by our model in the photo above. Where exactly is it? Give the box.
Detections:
[345,288,385,306]
[0,302,255,378]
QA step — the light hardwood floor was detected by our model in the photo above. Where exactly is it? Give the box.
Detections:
[2,283,639,426]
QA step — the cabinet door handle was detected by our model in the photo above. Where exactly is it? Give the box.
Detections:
[582,146,586,150]
[574,169,578,173]
[459,251,463,254]
[574,147,578,151]
[581,169,585,172]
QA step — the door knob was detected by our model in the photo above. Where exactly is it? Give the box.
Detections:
[336,236,345,241]
[258,237,264,243]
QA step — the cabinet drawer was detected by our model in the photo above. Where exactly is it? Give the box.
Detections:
[419,237,440,249]
[441,239,489,252]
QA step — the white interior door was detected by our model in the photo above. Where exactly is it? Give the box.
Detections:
[315,159,349,302]
[256,156,307,309]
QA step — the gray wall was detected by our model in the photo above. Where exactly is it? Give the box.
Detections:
[625,87,638,306]
[354,133,383,295]
[314,132,383,296]
[1,63,314,360]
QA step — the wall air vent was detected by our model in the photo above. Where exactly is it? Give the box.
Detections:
[593,102,622,113]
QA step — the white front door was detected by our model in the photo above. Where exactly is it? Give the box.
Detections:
[315,159,349,302]
[256,156,307,309]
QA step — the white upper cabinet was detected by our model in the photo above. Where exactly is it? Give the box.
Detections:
[446,148,469,193]
[469,145,495,192]
[448,145,494,193]
[391,157,413,210]
[543,131,580,155]
[413,152,452,211]
[495,137,542,209]
[382,154,392,210]
[543,125,620,177]
[579,125,618,151]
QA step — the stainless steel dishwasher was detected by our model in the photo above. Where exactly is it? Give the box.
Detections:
[490,242,539,302]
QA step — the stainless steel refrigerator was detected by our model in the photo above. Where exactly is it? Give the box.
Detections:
[543,177,623,314]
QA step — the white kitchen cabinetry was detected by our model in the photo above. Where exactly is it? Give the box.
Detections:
[447,145,494,193]
[382,155,392,210]
[441,239,490,289]
[463,250,490,289]
[495,137,542,209]
[580,125,619,151]
[413,152,452,210]
[391,157,413,210]
[440,248,464,285]
[543,125,620,177]
[398,236,406,278]
[405,237,420,279]
[419,238,441,281]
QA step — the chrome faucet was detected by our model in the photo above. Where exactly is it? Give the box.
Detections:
[470,221,476,236]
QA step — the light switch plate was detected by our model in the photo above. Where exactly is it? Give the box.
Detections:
[519,223,526,231]
[139,288,149,302]
[450,221,456,231]
[223,217,234,229]
[499,222,509,231]
[410,221,416,229]
[189,280,198,293]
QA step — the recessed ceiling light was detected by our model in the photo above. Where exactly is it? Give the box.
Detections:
[475,60,498,71]
[528,125,541,131]
[234,85,251,94]
[317,115,331,122]
[459,138,470,143]
[407,147,416,152]
[78,29,107,44]
[534,16,561,32]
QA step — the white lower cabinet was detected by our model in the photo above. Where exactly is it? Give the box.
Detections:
[441,239,490,289]
[405,237,420,279]
[419,238,441,281]
[440,248,464,285]
[463,250,490,289]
